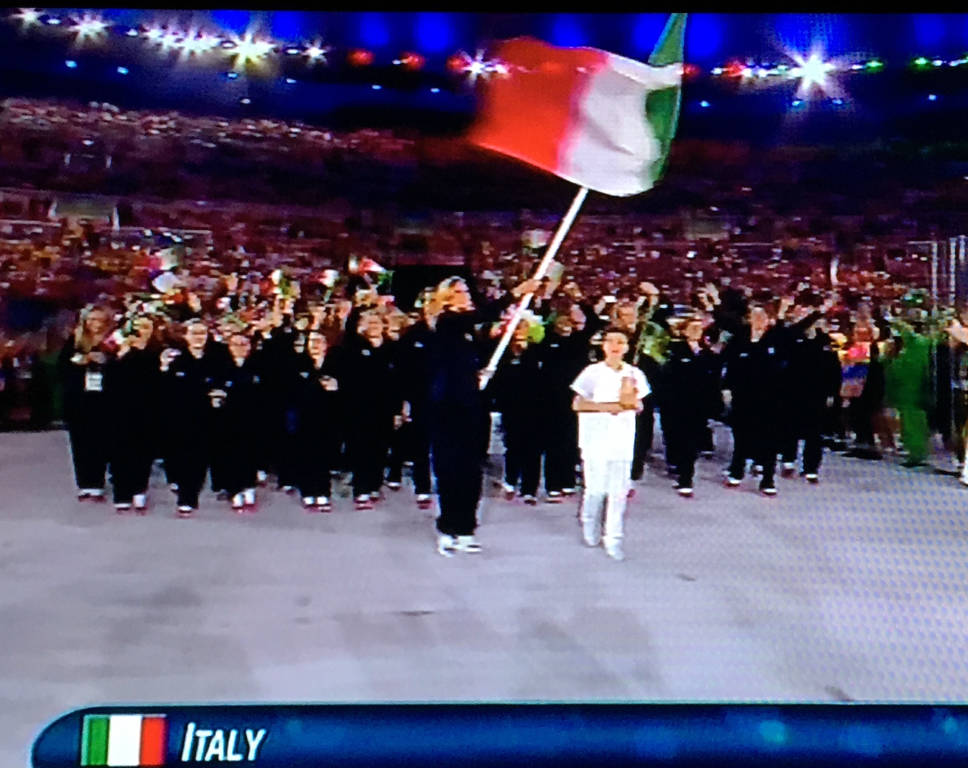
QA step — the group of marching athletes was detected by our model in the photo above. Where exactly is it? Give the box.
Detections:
[59,272,844,560]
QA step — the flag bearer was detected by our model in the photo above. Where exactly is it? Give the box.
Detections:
[427,276,539,556]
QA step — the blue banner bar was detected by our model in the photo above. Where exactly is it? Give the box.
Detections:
[31,704,968,767]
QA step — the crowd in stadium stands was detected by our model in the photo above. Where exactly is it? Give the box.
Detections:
[2,98,968,550]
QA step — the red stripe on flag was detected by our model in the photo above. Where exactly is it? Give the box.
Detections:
[139,717,166,766]
[468,37,606,177]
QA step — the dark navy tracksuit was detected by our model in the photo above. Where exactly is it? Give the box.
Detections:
[780,329,843,475]
[491,343,545,497]
[536,330,588,494]
[426,295,512,537]
[291,352,344,500]
[161,347,222,509]
[58,338,112,492]
[105,345,160,504]
[207,355,262,499]
[722,329,786,489]
[397,320,434,497]
[340,335,400,499]
[659,339,721,489]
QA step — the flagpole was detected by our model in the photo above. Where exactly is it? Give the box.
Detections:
[479,185,588,389]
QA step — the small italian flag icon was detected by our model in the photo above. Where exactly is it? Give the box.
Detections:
[80,714,167,767]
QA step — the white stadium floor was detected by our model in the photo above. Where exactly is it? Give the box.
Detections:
[3,427,968,767]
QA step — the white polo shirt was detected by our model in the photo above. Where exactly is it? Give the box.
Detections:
[570,361,650,461]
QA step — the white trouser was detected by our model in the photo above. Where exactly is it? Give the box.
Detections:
[581,457,631,546]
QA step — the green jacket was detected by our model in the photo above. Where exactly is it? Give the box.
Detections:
[885,324,932,410]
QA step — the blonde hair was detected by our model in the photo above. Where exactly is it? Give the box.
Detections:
[435,276,468,305]
[74,304,112,352]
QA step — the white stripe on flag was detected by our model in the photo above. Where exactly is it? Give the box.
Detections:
[561,61,661,197]
[106,715,143,767]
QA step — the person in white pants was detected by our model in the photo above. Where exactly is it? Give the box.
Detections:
[570,327,649,561]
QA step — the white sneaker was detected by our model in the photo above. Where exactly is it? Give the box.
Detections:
[114,502,131,512]
[522,494,537,506]
[386,481,401,490]
[243,488,256,506]
[605,542,625,561]
[437,534,456,557]
[302,496,315,508]
[546,491,562,503]
[562,487,577,495]
[315,496,332,511]
[677,487,694,497]
[453,535,482,553]
[416,494,432,503]
[133,493,147,510]
[231,493,244,510]
[177,505,194,517]
[256,470,268,484]
[804,473,819,484]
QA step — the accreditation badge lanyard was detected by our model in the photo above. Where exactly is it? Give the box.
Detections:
[84,368,104,392]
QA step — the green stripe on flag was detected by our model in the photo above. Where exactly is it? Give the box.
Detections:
[645,12,687,185]
[81,715,109,766]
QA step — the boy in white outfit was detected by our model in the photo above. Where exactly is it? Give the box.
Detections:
[570,327,650,561]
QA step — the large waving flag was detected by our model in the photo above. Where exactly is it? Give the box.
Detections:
[469,13,686,197]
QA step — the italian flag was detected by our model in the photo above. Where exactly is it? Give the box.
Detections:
[469,13,686,197]
[80,714,167,767]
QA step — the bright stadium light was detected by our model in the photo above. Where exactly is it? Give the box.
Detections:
[798,53,828,89]
[462,50,504,86]
[181,30,219,56]
[789,50,842,99]
[228,32,274,69]
[73,14,108,42]
[13,8,41,28]
[304,43,329,64]
[158,30,183,51]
